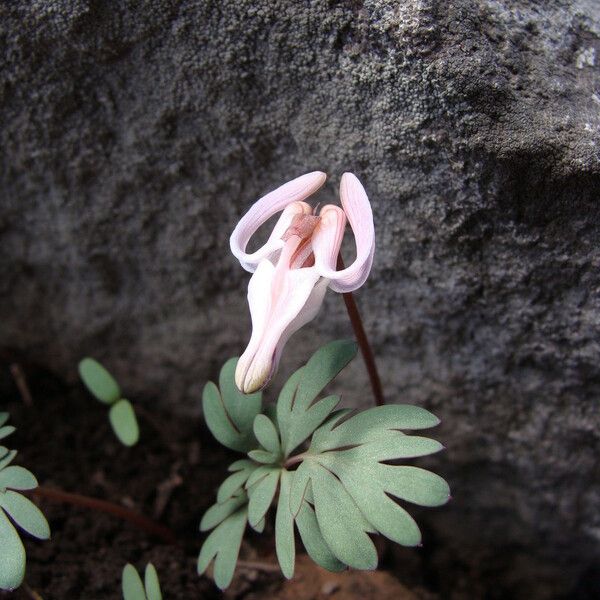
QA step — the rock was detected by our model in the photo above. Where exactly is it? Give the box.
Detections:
[0,1,599,598]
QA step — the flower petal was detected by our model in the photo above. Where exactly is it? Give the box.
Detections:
[235,265,324,393]
[310,204,346,271]
[313,173,375,293]
[230,172,327,272]
[235,259,275,392]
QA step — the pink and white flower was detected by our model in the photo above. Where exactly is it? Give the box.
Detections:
[230,171,375,393]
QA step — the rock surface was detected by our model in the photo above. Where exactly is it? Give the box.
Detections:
[1,1,599,598]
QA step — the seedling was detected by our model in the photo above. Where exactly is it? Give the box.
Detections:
[198,340,450,589]
[122,562,162,600]
[78,358,140,446]
[0,413,51,591]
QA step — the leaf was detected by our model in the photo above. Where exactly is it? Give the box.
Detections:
[0,426,16,442]
[307,462,378,569]
[0,491,51,540]
[310,404,441,452]
[253,415,281,455]
[246,465,277,488]
[247,469,280,527]
[275,470,295,579]
[295,500,345,572]
[78,357,121,404]
[277,340,356,456]
[250,516,265,533]
[293,404,449,559]
[0,467,38,492]
[289,461,311,517]
[200,493,247,532]
[285,395,340,458]
[0,449,17,472]
[109,399,140,447]
[144,563,162,600]
[197,508,247,590]
[0,413,9,427]
[0,508,25,591]
[217,462,258,504]
[247,449,278,464]
[202,358,262,452]
[293,340,357,411]
[122,564,146,600]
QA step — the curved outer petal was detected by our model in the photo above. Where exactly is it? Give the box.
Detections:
[230,172,326,272]
[235,264,325,393]
[312,172,375,293]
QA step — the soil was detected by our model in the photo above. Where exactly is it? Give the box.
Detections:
[0,366,441,600]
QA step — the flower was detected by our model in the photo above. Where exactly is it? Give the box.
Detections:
[230,171,375,393]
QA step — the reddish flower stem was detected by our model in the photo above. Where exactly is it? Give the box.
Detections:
[30,486,177,545]
[337,255,385,406]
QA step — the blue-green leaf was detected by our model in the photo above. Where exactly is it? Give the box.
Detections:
[295,501,345,572]
[78,358,121,404]
[308,463,377,570]
[109,399,139,447]
[0,449,17,472]
[217,462,258,504]
[202,359,262,453]
[247,449,278,464]
[0,508,25,591]
[310,405,440,452]
[0,491,50,540]
[144,563,162,600]
[253,415,281,456]
[198,508,247,590]
[248,469,279,527]
[0,414,9,428]
[276,340,356,457]
[0,426,15,442]
[275,470,295,579]
[200,493,247,532]
[293,340,357,412]
[0,467,38,492]
[122,564,146,600]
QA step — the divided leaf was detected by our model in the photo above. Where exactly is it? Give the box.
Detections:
[197,508,247,590]
[200,493,247,532]
[277,340,356,456]
[79,358,121,404]
[197,342,449,587]
[289,404,449,567]
[202,358,262,452]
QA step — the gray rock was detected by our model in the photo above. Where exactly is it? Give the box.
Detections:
[1,1,599,597]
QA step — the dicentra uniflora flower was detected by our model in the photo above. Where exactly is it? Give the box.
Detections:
[230,172,375,393]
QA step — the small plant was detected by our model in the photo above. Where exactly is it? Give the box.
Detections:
[122,562,163,600]
[198,340,450,589]
[0,413,51,591]
[78,357,140,446]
